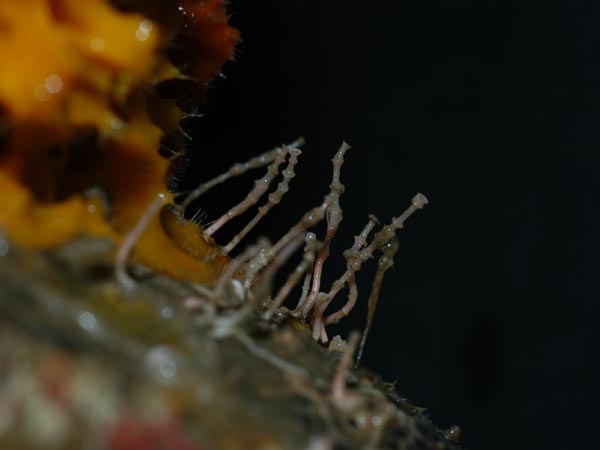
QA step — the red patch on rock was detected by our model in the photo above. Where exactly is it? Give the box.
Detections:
[109,418,204,450]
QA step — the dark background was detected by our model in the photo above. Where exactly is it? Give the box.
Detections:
[180,2,598,449]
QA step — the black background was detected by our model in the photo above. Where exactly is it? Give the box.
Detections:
[180,2,598,449]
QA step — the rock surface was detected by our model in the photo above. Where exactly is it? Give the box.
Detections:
[0,237,464,450]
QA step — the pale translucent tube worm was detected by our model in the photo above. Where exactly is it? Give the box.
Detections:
[296,142,350,319]
[252,233,306,307]
[243,166,344,289]
[203,147,289,238]
[224,146,302,253]
[234,331,309,379]
[264,232,318,318]
[323,216,379,325]
[351,214,380,255]
[177,137,305,211]
[324,275,358,327]
[331,331,360,404]
[115,194,166,291]
[355,236,399,366]
[242,195,333,289]
[295,265,315,312]
[211,239,267,304]
[273,197,332,256]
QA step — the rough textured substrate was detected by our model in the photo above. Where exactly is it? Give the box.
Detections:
[0,237,464,450]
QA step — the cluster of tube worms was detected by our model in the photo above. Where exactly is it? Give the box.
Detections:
[119,138,428,350]
[0,0,428,348]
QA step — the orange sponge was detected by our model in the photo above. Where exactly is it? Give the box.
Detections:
[0,0,238,283]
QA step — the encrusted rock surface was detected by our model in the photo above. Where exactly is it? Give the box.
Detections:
[0,237,464,450]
